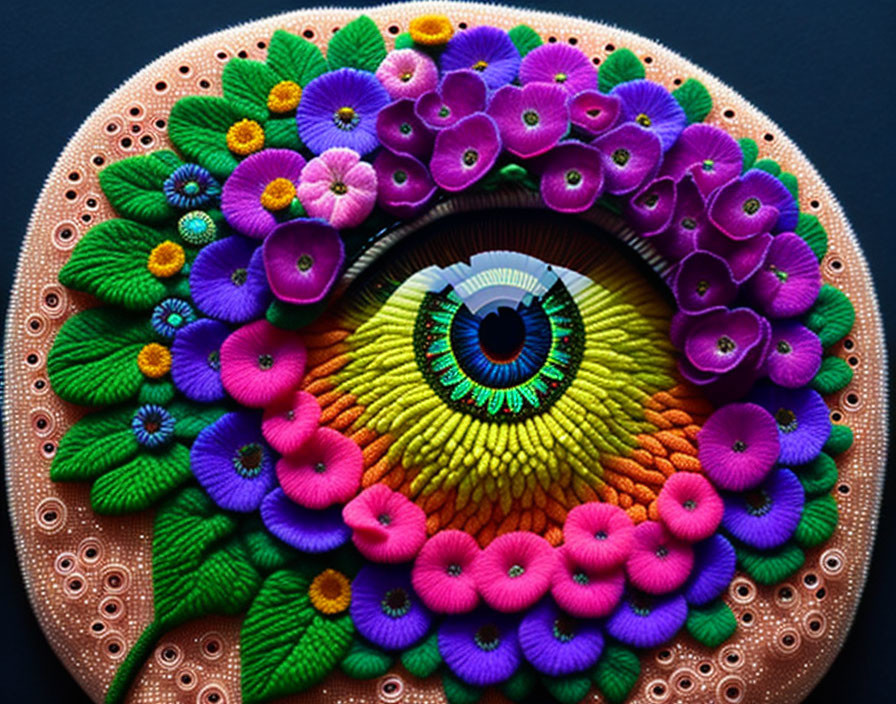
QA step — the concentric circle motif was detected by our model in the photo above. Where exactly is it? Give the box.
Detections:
[4,3,887,704]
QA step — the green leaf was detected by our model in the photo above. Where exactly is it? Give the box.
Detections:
[264,116,302,150]
[591,644,640,704]
[266,29,328,86]
[672,78,712,124]
[739,138,759,173]
[400,631,441,677]
[394,32,414,50]
[824,423,853,455]
[266,297,329,330]
[752,158,781,176]
[542,674,592,703]
[501,666,537,701]
[58,219,181,309]
[796,213,828,261]
[241,570,353,703]
[811,355,853,394]
[795,494,838,548]
[686,599,737,647]
[779,172,799,200]
[168,96,247,179]
[48,308,156,406]
[222,58,280,122]
[442,672,482,704]
[794,452,838,496]
[327,15,386,72]
[90,443,192,515]
[598,48,645,93]
[167,400,227,440]
[509,25,543,57]
[153,488,261,629]
[51,406,139,481]
[340,638,393,678]
[735,542,805,585]
[242,521,296,572]
[804,284,855,347]
[98,151,182,223]
[138,378,176,405]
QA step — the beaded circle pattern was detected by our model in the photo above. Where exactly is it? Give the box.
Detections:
[3,3,888,704]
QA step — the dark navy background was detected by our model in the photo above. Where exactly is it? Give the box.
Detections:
[1,1,893,701]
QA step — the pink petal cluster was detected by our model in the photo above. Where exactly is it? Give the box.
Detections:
[342,484,427,563]
[625,520,694,594]
[473,531,558,613]
[412,530,481,613]
[551,546,625,618]
[296,147,377,229]
[276,427,363,509]
[656,472,724,542]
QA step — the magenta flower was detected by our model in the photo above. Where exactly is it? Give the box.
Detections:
[343,484,427,563]
[747,232,821,318]
[276,427,363,509]
[709,170,799,239]
[624,176,676,234]
[487,82,569,158]
[430,113,501,191]
[518,42,596,95]
[262,218,344,305]
[415,70,488,130]
[766,321,822,388]
[261,389,320,455]
[412,530,481,614]
[539,141,605,213]
[697,225,773,283]
[697,402,780,491]
[567,89,621,136]
[376,99,434,159]
[220,149,306,239]
[645,175,705,261]
[593,123,661,195]
[625,521,694,595]
[551,546,625,618]
[612,79,686,151]
[661,124,742,196]
[562,503,634,571]
[473,532,558,613]
[374,150,436,218]
[656,472,724,542]
[375,48,439,100]
[439,26,520,89]
[683,307,766,374]
[672,251,738,315]
[296,148,376,229]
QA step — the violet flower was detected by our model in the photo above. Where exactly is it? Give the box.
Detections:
[683,307,766,374]
[645,174,705,261]
[487,82,569,158]
[747,232,821,318]
[170,318,230,402]
[430,113,502,191]
[351,565,432,650]
[749,384,831,465]
[376,99,434,159]
[518,42,597,95]
[624,176,676,234]
[682,534,737,605]
[567,89,621,136]
[438,607,522,686]
[612,79,686,151]
[661,123,742,196]
[593,123,661,195]
[606,592,688,649]
[697,225,772,283]
[374,150,437,218]
[261,488,351,552]
[262,218,344,305]
[722,468,805,550]
[765,321,822,388]
[415,70,488,130]
[539,141,605,213]
[439,26,520,89]
[189,235,271,323]
[709,170,799,239]
[517,599,604,676]
[672,251,738,315]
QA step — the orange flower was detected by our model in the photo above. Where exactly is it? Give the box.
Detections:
[137,343,172,378]
[147,241,185,278]
[308,569,352,614]
[409,14,454,45]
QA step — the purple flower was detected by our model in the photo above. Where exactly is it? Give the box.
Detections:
[439,26,520,89]
[750,384,831,465]
[747,232,821,318]
[163,163,220,209]
[296,68,390,156]
[375,48,439,100]
[220,149,306,239]
[190,236,272,323]
[518,43,596,95]
[430,113,501,191]
[262,218,344,305]
[171,318,230,402]
[518,599,604,676]
[487,82,569,158]
[374,150,436,218]
[539,141,604,213]
[709,170,799,239]
[612,79,686,151]
[661,124,742,196]
[683,308,766,374]
[624,176,676,234]
[415,70,488,130]
[606,592,688,649]
[672,251,737,315]
[567,89,621,136]
[593,123,661,195]
[683,534,737,605]
[191,411,276,512]
[351,565,432,650]
[766,321,822,388]
[438,608,521,686]
[646,175,704,260]
[260,488,350,553]
[376,99,434,159]
[697,226,772,283]
[722,468,805,549]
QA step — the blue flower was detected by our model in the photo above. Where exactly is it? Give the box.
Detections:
[440,26,520,89]
[612,79,687,151]
[151,298,196,338]
[163,164,220,209]
[131,404,176,448]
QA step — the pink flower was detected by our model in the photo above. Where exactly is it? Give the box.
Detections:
[262,390,320,455]
[296,148,377,229]
[562,503,635,571]
[276,427,363,509]
[219,320,306,408]
[473,532,558,613]
[412,530,480,614]
[657,472,724,542]
[551,546,625,618]
[375,49,439,99]
[625,520,694,595]
[342,484,427,563]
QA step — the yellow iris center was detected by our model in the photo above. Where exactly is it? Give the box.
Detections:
[259,178,296,211]
[336,106,356,123]
[472,60,489,72]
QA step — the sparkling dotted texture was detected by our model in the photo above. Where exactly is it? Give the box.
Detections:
[2,2,888,703]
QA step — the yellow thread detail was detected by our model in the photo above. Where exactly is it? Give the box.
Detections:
[226,119,265,155]
[147,241,185,278]
[308,569,351,614]
[259,178,296,211]
[138,343,172,378]
[267,80,302,113]
[408,14,454,45]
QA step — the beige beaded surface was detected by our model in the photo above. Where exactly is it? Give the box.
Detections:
[3,2,888,703]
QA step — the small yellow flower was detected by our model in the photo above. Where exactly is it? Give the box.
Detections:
[147,241,185,278]
[408,14,454,45]
[137,343,172,378]
[267,80,302,113]
[308,569,352,615]
[259,178,297,211]
[227,119,265,156]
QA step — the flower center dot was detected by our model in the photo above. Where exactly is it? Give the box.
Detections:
[230,268,248,286]
[595,530,608,540]
[612,148,630,166]
[717,336,736,353]
[683,499,697,511]
[313,462,326,474]
[474,625,500,651]
[696,280,709,295]
[769,264,789,282]
[732,440,747,452]
[438,106,450,118]
[378,513,392,526]
[776,340,792,354]
[745,489,773,517]
[472,60,488,71]
[297,254,313,272]
[702,159,715,172]
[258,354,274,370]
[507,564,525,578]
[743,197,761,214]
[399,122,413,135]
[337,106,355,123]
[522,109,540,126]
[260,177,296,211]
[565,170,582,186]
[552,616,576,642]
[400,71,413,82]
[446,564,463,577]
[681,216,697,230]
[641,192,659,208]
[233,443,263,478]
[463,149,479,166]
[393,170,408,185]
[586,107,601,118]
[572,571,590,585]
[182,181,200,196]
[554,72,568,83]
[655,546,669,558]
[775,407,798,433]
[207,350,220,370]
[330,181,348,195]
[636,113,652,127]
[381,588,411,618]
